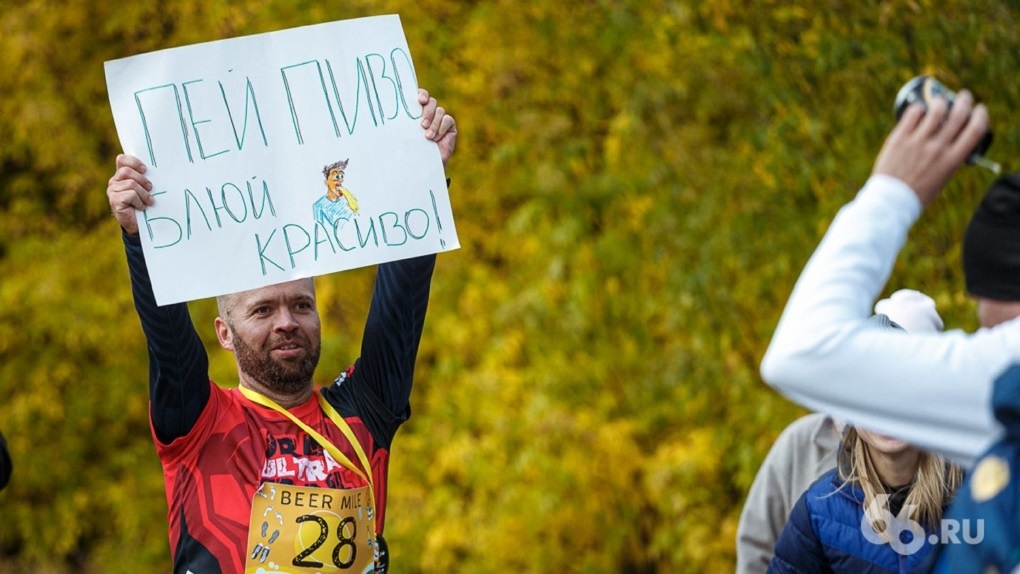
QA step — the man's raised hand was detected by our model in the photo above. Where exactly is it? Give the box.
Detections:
[107,154,154,236]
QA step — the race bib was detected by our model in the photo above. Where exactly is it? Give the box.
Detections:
[245,482,378,573]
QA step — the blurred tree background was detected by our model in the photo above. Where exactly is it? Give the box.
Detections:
[0,0,1018,571]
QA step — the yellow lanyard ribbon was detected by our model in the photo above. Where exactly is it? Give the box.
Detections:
[238,385,376,514]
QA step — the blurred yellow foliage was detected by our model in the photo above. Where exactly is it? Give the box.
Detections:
[0,0,1017,572]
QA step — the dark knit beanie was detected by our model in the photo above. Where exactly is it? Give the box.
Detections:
[963,174,1020,301]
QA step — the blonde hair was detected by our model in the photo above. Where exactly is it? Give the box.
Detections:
[838,427,964,540]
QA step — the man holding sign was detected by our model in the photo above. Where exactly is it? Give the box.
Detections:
[107,87,456,573]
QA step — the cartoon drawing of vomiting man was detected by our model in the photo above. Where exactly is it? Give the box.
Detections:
[313,158,360,230]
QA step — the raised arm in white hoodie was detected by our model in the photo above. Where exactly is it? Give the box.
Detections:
[760,88,1013,468]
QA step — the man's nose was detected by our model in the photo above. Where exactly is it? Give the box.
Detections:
[273,309,299,332]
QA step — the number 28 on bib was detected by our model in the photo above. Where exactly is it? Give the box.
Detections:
[245,482,378,573]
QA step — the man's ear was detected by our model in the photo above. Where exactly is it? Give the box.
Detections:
[214,316,234,351]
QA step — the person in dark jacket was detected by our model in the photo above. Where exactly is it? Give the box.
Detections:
[926,173,1020,571]
[769,306,965,574]
[0,431,11,490]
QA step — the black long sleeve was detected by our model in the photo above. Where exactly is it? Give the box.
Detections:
[124,232,210,445]
[323,254,436,449]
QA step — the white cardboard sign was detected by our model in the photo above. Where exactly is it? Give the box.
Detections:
[105,15,457,305]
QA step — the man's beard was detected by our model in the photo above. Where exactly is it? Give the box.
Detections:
[231,327,321,395]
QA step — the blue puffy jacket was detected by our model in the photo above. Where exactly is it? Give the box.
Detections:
[768,469,939,574]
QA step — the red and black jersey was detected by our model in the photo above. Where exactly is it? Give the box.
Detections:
[124,232,435,574]
[156,377,391,573]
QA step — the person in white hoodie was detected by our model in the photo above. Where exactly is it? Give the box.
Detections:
[737,289,942,573]
[760,87,1020,571]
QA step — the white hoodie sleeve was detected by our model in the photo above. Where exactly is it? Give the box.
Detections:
[761,174,1017,467]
